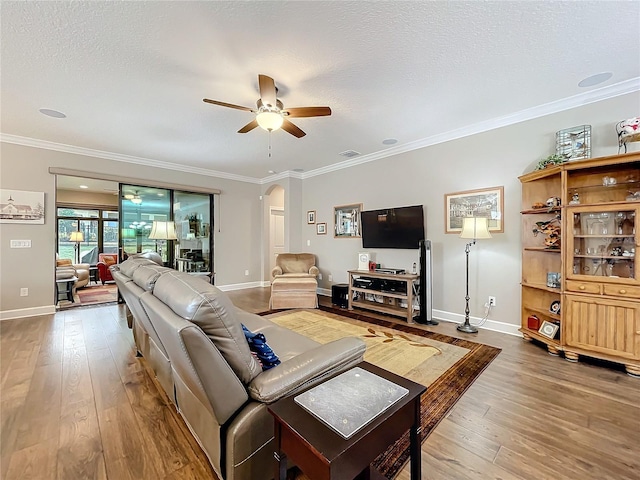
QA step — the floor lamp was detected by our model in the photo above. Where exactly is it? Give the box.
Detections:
[69,231,84,264]
[457,217,492,334]
[148,221,177,262]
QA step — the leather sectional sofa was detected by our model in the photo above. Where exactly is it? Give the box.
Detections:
[112,257,366,480]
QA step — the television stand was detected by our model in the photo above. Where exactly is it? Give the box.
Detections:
[347,270,419,324]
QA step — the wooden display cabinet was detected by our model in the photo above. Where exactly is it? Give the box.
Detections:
[519,151,640,375]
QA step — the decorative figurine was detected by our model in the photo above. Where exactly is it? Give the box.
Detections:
[569,192,580,205]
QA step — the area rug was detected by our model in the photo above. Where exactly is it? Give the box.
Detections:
[263,308,501,478]
[59,283,118,309]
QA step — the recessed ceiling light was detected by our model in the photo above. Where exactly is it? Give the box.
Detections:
[578,72,613,88]
[382,138,398,145]
[268,170,277,174]
[79,185,88,189]
[39,108,66,118]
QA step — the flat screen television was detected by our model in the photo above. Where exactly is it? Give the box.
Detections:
[361,205,425,249]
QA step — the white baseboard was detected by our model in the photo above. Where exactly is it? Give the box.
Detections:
[1,305,57,321]
[217,280,270,292]
[433,309,522,337]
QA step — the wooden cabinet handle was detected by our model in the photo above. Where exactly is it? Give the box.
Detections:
[579,285,585,290]
[619,289,627,294]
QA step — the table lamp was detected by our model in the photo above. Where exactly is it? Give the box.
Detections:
[69,231,84,264]
[148,221,178,259]
[458,217,492,333]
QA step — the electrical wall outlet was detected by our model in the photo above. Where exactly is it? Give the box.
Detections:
[488,296,496,307]
[328,274,333,282]
[244,270,249,276]
[318,273,322,280]
[20,288,28,297]
[307,239,311,246]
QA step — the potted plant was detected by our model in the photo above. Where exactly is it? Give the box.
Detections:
[535,154,568,170]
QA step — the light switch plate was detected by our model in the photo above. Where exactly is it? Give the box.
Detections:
[10,240,31,248]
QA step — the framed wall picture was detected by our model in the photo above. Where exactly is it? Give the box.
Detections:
[444,186,503,234]
[307,210,316,224]
[316,223,327,235]
[334,204,362,238]
[0,189,45,224]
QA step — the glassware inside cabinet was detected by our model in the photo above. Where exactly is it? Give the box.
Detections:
[572,210,636,279]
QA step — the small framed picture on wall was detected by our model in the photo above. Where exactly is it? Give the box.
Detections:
[307,210,316,224]
[316,223,327,235]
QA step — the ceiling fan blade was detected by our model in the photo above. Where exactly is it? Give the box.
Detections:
[203,98,254,112]
[282,106,332,118]
[258,74,277,108]
[238,119,259,134]
[281,118,306,138]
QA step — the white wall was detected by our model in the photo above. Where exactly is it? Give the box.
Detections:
[299,92,640,333]
[2,93,638,324]
[0,142,262,318]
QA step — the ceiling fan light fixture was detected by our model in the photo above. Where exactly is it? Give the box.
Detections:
[130,195,142,204]
[256,110,283,131]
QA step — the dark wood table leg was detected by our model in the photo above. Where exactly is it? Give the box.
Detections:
[410,398,421,480]
[67,280,75,302]
[274,421,287,480]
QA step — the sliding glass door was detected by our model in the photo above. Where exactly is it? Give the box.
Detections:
[120,185,171,262]
[173,191,213,274]
[119,185,213,276]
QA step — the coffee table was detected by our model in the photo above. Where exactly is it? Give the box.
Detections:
[268,362,426,480]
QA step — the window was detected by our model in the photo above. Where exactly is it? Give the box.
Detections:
[57,207,118,264]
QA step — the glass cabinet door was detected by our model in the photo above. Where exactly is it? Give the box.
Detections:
[568,206,638,283]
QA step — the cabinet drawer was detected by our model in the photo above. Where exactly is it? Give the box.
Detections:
[603,284,640,299]
[565,280,601,294]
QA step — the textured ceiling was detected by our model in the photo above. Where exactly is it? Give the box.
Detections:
[1,1,639,181]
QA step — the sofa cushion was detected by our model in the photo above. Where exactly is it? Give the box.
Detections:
[119,257,156,277]
[152,271,261,384]
[132,265,170,292]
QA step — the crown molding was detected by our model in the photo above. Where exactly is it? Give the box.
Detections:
[3,77,638,183]
[301,77,640,179]
[0,133,262,184]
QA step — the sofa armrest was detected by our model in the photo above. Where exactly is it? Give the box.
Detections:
[247,337,366,403]
[309,266,319,276]
[271,266,283,278]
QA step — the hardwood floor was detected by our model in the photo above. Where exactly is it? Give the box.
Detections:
[1,288,638,480]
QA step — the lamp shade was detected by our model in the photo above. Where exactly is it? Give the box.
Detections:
[460,217,492,240]
[69,231,84,242]
[256,111,284,131]
[148,221,178,240]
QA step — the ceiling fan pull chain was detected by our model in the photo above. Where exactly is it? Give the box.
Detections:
[268,130,272,158]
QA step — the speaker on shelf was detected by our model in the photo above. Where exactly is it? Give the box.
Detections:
[358,252,376,271]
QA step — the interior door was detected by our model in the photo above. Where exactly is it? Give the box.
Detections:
[270,208,285,275]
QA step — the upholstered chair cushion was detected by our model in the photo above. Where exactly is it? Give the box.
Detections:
[152,271,262,384]
[271,253,319,279]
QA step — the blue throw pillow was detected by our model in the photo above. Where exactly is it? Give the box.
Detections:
[241,324,281,370]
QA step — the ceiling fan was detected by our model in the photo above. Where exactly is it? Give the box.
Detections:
[203,74,331,138]
[123,191,142,204]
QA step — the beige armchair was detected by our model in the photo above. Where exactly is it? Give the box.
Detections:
[56,254,90,289]
[270,253,319,309]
